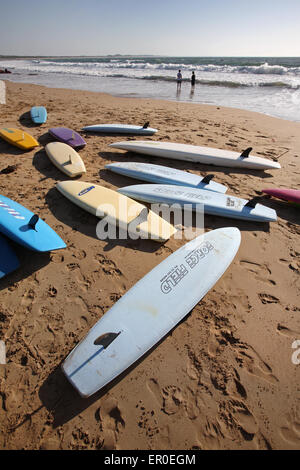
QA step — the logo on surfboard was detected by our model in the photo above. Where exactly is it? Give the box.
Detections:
[78,186,95,197]
[160,241,214,294]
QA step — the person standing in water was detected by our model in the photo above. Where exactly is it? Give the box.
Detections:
[177,70,182,90]
[191,71,196,87]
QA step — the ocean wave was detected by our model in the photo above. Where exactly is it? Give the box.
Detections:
[107,73,300,89]
[29,59,300,76]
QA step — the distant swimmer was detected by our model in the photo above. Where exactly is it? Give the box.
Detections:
[177,69,182,89]
[0,68,11,74]
[191,71,196,87]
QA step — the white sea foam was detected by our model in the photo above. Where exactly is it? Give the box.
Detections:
[2,57,300,121]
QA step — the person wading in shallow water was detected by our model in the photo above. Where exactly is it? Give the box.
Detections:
[191,71,196,87]
[177,69,182,90]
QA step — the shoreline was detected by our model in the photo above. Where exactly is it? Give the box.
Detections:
[3,77,300,125]
[0,81,299,450]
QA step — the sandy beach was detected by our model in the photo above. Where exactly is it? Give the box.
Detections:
[0,80,299,450]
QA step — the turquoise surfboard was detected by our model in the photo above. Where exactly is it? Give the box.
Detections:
[0,234,20,278]
[0,194,66,252]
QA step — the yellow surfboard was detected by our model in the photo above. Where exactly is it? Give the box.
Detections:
[45,142,86,177]
[56,181,177,242]
[0,127,39,150]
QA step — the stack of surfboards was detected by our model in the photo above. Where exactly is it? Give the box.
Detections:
[110,141,281,170]
[62,227,241,397]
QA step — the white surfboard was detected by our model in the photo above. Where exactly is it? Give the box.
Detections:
[110,141,281,170]
[82,122,157,135]
[45,142,86,177]
[62,227,241,397]
[56,181,176,242]
[118,184,277,222]
[105,162,227,193]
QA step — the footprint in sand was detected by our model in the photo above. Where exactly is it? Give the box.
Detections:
[21,288,35,307]
[50,252,64,263]
[277,324,300,338]
[280,412,300,446]
[239,259,274,285]
[258,293,279,305]
[234,343,278,384]
[147,378,184,415]
[96,397,125,450]
[97,254,123,277]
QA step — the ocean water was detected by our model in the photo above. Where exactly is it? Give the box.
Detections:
[1,56,300,122]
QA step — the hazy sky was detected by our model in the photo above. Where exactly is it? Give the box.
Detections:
[0,0,300,56]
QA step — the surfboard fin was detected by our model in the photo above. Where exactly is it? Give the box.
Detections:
[28,214,39,231]
[240,147,252,159]
[201,174,214,185]
[94,331,121,348]
[68,155,74,165]
[142,122,150,129]
[245,196,261,208]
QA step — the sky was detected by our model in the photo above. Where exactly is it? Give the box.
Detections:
[0,0,300,57]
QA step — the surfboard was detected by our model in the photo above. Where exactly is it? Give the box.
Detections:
[30,106,47,124]
[82,122,157,135]
[110,141,281,170]
[105,161,227,193]
[0,128,39,150]
[48,127,86,149]
[118,184,277,222]
[0,234,20,279]
[0,194,67,252]
[56,181,177,242]
[45,142,86,177]
[262,188,300,205]
[62,226,241,397]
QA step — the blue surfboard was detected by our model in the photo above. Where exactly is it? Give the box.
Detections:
[30,106,47,124]
[0,234,20,279]
[0,194,66,252]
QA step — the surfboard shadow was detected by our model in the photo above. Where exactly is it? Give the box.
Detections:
[38,312,193,429]
[0,140,30,156]
[0,241,51,291]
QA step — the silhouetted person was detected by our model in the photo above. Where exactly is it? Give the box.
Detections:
[191,71,196,87]
[177,70,182,90]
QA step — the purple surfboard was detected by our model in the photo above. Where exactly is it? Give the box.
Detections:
[49,127,86,149]
[262,188,300,204]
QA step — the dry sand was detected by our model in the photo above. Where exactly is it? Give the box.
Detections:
[0,81,299,450]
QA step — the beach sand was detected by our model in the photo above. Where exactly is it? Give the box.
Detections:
[0,80,299,450]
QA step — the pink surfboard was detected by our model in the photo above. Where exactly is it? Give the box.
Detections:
[262,188,300,204]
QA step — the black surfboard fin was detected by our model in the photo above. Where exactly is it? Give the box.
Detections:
[94,331,121,348]
[142,122,150,129]
[240,147,253,159]
[28,214,39,231]
[245,196,262,208]
[201,174,214,185]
